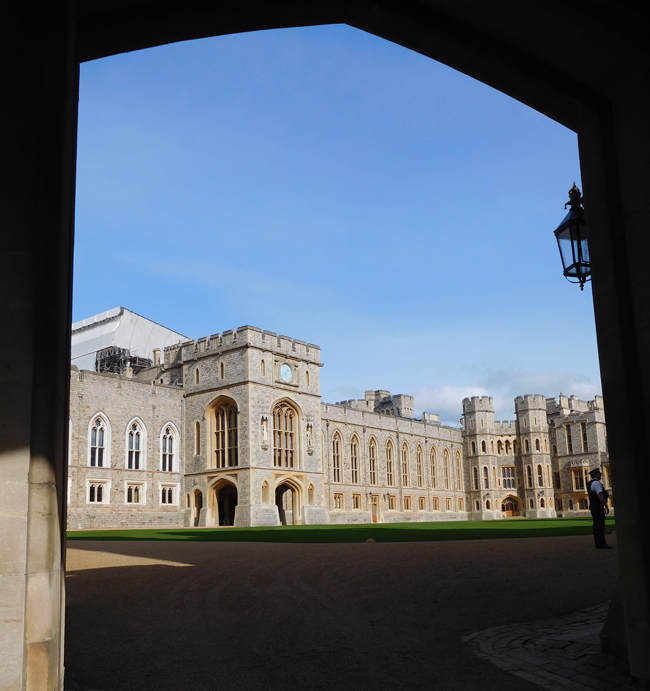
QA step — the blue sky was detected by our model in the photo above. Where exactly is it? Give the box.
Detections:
[74,24,600,424]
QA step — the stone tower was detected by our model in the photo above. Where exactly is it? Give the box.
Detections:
[178,326,329,528]
[515,395,556,518]
[462,396,502,520]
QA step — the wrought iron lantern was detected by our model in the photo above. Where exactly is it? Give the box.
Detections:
[554,183,590,290]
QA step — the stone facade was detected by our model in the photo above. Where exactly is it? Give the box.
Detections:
[66,319,613,529]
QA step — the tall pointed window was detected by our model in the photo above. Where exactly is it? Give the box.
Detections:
[455,450,463,490]
[350,436,359,484]
[214,401,238,468]
[386,441,394,486]
[127,422,142,470]
[416,445,424,488]
[537,464,544,487]
[430,447,437,489]
[401,443,410,487]
[274,402,297,468]
[332,433,341,482]
[90,417,107,467]
[443,449,450,490]
[369,439,377,485]
[483,465,489,489]
[161,426,175,471]
[473,466,479,490]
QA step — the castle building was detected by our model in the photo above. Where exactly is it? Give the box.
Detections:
[66,309,613,529]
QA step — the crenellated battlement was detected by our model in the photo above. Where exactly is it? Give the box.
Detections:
[515,394,547,412]
[493,420,517,434]
[174,326,321,364]
[546,393,604,416]
[462,396,494,413]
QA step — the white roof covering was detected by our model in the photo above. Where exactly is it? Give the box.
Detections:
[71,307,189,371]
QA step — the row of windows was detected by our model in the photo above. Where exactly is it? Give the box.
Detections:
[83,416,179,471]
[470,437,549,456]
[332,493,464,513]
[330,435,462,490]
[474,496,553,512]
[83,481,179,505]
[471,464,553,490]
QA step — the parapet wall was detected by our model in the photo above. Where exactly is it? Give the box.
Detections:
[167,325,321,365]
[493,420,517,434]
[515,394,547,412]
[462,396,494,413]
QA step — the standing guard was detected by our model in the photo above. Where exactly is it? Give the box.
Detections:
[587,468,612,549]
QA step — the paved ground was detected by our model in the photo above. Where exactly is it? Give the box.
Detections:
[65,533,620,691]
[465,602,632,690]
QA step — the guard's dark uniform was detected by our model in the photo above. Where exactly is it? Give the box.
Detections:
[587,479,609,548]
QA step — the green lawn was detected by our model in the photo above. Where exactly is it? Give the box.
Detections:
[67,516,615,544]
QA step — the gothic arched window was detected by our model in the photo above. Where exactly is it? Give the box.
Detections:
[443,449,450,489]
[401,443,410,487]
[89,416,108,467]
[214,401,238,468]
[350,436,359,484]
[273,402,297,468]
[332,432,341,482]
[127,421,144,470]
[386,441,394,486]
[455,450,463,490]
[369,438,377,485]
[416,445,424,488]
[430,446,437,489]
[483,466,489,489]
[161,425,176,472]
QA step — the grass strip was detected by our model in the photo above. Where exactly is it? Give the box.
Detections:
[67,517,615,544]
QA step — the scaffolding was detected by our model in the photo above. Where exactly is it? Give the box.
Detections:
[95,346,152,375]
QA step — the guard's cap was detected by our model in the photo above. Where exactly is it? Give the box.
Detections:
[589,468,602,477]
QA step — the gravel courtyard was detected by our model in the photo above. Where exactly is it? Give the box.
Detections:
[65,533,619,691]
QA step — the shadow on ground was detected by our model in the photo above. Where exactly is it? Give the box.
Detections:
[65,534,618,691]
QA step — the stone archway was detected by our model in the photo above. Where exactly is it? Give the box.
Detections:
[207,480,239,527]
[7,2,650,685]
[217,484,238,526]
[275,480,302,526]
[501,496,520,518]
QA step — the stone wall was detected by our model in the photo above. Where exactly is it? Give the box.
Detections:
[67,368,184,529]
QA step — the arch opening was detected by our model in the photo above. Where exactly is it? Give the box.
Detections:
[275,481,301,526]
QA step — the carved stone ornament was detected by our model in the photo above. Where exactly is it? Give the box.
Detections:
[260,414,270,450]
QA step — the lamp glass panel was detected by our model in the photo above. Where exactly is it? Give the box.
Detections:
[556,225,576,271]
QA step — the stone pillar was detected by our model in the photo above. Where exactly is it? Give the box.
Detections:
[0,2,77,689]
[579,82,650,683]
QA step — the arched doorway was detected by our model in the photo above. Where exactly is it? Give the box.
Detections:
[192,489,203,527]
[275,481,301,526]
[501,496,520,517]
[210,482,238,526]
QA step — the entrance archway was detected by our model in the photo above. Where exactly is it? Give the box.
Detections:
[218,484,238,526]
[501,496,520,517]
[275,481,301,526]
[209,481,238,526]
[7,2,650,685]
